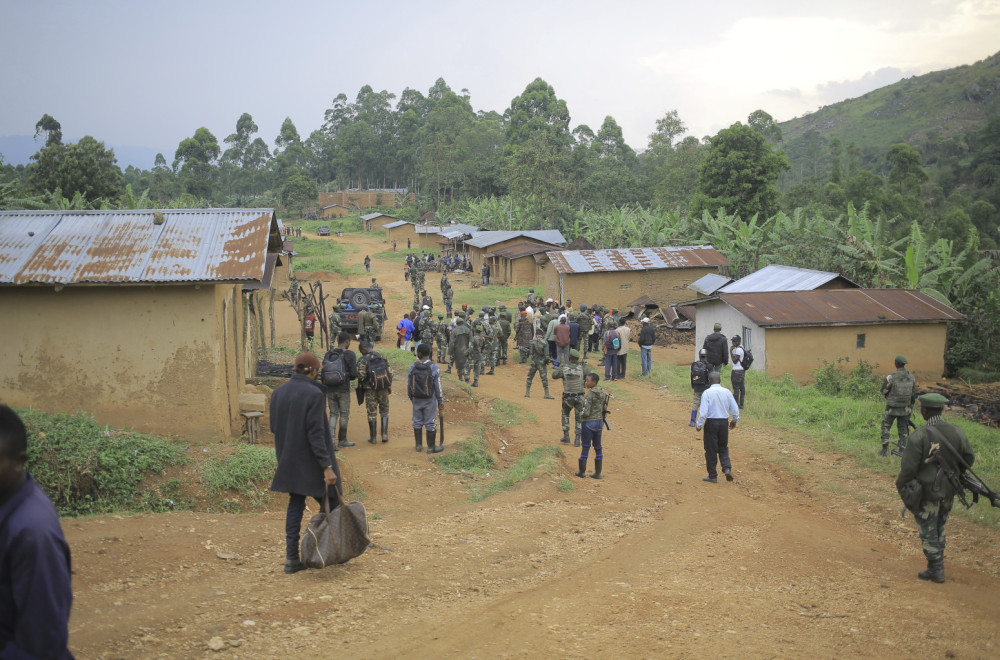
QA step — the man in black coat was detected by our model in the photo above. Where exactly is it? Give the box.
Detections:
[702,322,729,373]
[270,352,343,574]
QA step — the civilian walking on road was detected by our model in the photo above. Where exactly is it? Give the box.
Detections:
[695,372,740,483]
[730,335,746,409]
[703,323,729,373]
[638,317,655,376]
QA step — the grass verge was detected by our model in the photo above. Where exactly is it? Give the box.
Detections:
[201,445,277,511]
[431,426,494,474]
[468,445,564,503]
[291,234,364,276]
[488,399,537,428]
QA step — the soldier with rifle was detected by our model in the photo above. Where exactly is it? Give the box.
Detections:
[575,372,610,479]
[880,355,917,457]
[552,349,590,446]
[525,327,555,400]
[514,311,534,363]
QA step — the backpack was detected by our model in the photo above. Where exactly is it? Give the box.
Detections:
[740,348,754,370]
[365,353,393,391]
[691,360,710,387]
[887,370,914,407]
[409,361,434,399]
[321,350,346,387]
[605,329,621,351]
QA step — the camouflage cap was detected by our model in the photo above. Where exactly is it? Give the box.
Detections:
[569,349,580,359]
[918,392,948,408]
[895,355,908,365]
[437,313,444,318]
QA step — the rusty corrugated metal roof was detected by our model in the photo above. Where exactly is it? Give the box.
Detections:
[547,246,729,274]
[719,289,965,327]
[0,209,279,285]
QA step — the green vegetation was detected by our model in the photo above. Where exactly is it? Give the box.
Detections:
[450,285,538,310]
[291,235,363,276]
[383,348,416,372]
[651,364,1000,526]
[287,216,365,236]
[18,408,189,516]
[556,478,576,492]
[201,445,276,509]
[431,426,495,474]
[468,445,564,503]
[488,399,536,428]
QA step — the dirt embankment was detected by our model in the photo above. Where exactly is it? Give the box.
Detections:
[65,230,1000,659]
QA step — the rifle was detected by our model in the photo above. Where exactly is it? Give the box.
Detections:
[601,391,612,430]
[925,426,1000,509]
[888,419,918,458]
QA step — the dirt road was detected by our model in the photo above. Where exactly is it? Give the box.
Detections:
[65,229,1000,659]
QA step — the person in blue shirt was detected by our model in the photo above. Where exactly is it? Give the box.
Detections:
[695,372,740,483]
[0,405,75,659]
[397,313,416,352]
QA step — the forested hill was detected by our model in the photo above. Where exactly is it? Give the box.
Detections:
[778,50,1000,193]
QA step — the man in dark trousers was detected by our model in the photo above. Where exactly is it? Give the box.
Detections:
[269,353,342,574]
[324,332,358,448]
[896,393,975,583]
[702,322,729,372]
[695,372,740,483]
[0,405,75,659]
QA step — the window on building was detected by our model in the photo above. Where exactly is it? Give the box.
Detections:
[619,283,631,290]
[857,333,866,349]
[742,327,752,349]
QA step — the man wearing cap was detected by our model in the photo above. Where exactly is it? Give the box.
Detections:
[497,306,512,365]
[880,355,917,457]
[638,317,656,376]
[552,349,590,446]
[689,348,711,426]
[577,305,594,359]
[435,312,449,364]
[895,393,974,583]
[695,372,740,483]
[730,335,746,409]
[525,327,555,399]
[448,315,472,381]
[703,322,729,373]
[515,311,534,363]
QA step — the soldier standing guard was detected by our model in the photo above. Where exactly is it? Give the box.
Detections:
[552,349,589,446]
[525,327,555,399]
[880,355,916,456]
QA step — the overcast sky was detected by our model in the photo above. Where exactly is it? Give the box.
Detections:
[1,0,998,165]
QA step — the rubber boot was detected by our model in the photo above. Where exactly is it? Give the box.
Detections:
[414,427,423,452]
[284,536,306,574]
[472,374,479,387]
[445,366,452,374]
[428,429,442,453]
[559,432,570,444]
[573,433,581,447]
[524,383,531,398]
[575,459,587,478]
[590,458,603,479]
[338,426,355,448]
[878,443,889,457]
[918,558,945,583]
[488,367,495,375]
[381,416,389,442]
[688,410,697,427]
[367,421,377,444]
[543,385,554,400]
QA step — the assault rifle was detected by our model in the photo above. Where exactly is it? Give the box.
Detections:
[888,419,918,458]
[601,391,612,430]
[926,426,1000,510]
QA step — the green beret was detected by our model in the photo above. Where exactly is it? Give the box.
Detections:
[569,349,580,359]
[895,355,908,365]
[437,313,444,318]
[918,393,948,408]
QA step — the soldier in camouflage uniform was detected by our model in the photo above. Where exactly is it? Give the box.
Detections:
[358,305,378,345]
[440,272,449,295]
[328,309,342,344]
[357,340,393,443]
[880,355,917,456]
[576,305,594,359]
[448,315,472,381]
[525,327,555,399]
[526,288,538,307]
[469,325,485,387]
[484,316,499,375]
[514,311,534,363]
[497,306,512,365]
[442,282,454,314]
[435,312,449,363]
[420,312,437,358]
[552,349,590,446]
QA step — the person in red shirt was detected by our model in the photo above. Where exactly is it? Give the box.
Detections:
[554,315,571,368]
[304,308,317,347]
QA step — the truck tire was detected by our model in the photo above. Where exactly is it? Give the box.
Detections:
[350,290,371,307]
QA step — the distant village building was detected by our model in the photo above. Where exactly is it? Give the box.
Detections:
[362,212,396,232]
[0,209,285,440]
[382,219,414,245]
[319,188,415,210]
[319,204,353,219]
[691,289,964,382]
[540,246,729,310]
[465,230,566,276]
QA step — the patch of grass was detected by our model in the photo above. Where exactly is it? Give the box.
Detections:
[469,445,564,502]
[285,217,365,235]
[556,478,576,492]
[265,341,299,359]
[201,445,277,509]
[432,427,494,474]
[383,348,417,372]
[291,235,364,276]
[19,408,190,517]
[488,399,536,428]
[648,364,1000,527]
[955,367,1000,384]
[819,482,848,495]
[449,285,540,310]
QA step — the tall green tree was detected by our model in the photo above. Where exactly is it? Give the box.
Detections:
[27,135,124,204]
[691,122,790,220]
[174,127,219,198]
[34,114,62,147]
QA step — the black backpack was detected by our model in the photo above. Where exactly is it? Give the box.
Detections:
[691,360,710,386]
[321,350,346,387]
[365,353,393,391]
[740,348,754,369]
[409,361,434,399]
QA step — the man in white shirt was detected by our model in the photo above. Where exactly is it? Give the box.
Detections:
[615,319,632,379]
[730,335,746,409]
[696,372,740,483]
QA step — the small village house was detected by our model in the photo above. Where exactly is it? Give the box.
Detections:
[465,230,566,276]
[319,204,353,219]
[362,212,396,232]
[382,219,415,246]
[0,208,284,440]
[540,246,730,310]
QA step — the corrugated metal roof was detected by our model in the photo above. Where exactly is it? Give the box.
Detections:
[547,246,729,274]
[0,209,279,285]
[381,220,408,229]
[364,212,396,221]
[720,264,859,293]
[489,241,561,260]
[688,272,733,296]
[719,289,965,327]
[465,230,566,249]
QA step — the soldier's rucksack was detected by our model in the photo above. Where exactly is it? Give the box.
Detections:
[691,360,710,387]
[887,370,914,407]
[408,361,434,399]
[321,350,346,387]
[365,353,393,391]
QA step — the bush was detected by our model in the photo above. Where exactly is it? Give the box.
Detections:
[811,357,881,399]
[19,408,189,516]
[201,445,277,508]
